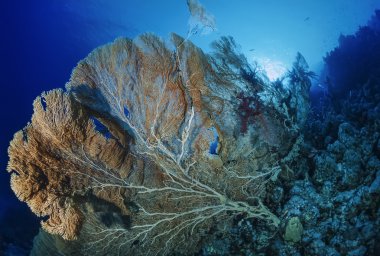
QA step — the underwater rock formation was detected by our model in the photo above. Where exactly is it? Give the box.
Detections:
[273,123,380,256]
[7,34,310,255]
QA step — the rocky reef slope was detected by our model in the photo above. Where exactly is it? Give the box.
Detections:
[198,11,380,256]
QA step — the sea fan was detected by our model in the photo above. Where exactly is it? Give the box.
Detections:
[8,34,308,255]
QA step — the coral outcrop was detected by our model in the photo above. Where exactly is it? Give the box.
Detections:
[7,34,310,255]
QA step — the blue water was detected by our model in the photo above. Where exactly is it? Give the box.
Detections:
[1,1,380,255]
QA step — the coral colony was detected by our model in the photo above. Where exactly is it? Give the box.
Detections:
[7,33,311,255]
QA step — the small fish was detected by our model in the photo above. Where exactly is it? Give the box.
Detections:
[304,17,310,22]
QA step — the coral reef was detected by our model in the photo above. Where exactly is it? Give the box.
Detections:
[8,11,380,255]
[7,34,309,255]
[197,11,380,256]
[199,86,380,256]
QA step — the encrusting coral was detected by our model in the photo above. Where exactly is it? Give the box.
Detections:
[7,34,311,255]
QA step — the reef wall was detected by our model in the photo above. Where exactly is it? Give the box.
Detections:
[202,11,380,256]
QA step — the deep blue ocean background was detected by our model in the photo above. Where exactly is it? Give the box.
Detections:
[1,1,380,255]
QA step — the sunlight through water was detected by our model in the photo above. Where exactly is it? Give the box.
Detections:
[256,57,287,81]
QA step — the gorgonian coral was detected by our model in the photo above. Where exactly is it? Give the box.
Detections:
[7,34,310,255]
